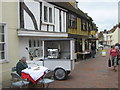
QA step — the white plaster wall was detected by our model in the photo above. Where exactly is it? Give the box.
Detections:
[24,1,40,30]
[41,25,47,31]
[82,38,85,51]
[118,27,120,43]
[61,11,64,32]
[63,12,66,32]
[111,27,119,45]
[19,37,29,60]
[49,25,53,32]
[103,33,107,41]
[54,8,60,32]
[60,11,66,32]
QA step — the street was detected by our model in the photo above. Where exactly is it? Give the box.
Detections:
[50,47,118,88]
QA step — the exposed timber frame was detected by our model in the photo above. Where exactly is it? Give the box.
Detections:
[20,2,38,30]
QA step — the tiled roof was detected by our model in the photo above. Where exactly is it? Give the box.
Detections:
[107,24,118,33]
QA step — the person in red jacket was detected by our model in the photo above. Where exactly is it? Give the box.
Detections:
[110,45,119,72]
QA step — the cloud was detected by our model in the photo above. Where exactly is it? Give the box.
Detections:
[78,2,118,31]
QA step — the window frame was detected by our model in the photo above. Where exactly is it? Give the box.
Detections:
[28,39,44,60]
[42,2,54,25]
[0,23,8,63]
[81,19,87,31]
[68,13,77,29]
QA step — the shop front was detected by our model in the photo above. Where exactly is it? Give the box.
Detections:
[68,34,90,61]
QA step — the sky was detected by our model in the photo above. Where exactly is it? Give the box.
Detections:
[77,0,119,32]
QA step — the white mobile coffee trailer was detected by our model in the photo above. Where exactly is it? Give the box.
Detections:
[27,38,75,80]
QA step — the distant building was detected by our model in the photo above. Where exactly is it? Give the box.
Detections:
[99,30,107,45]
[98,32,104,45]
[107,23,120,46]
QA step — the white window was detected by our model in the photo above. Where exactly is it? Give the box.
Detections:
[29,39,43,60]
[0,23,8,63]
[81,19,87,30]
[68,14,77,28]
[49,7,52,23]
[42,2,54,25]
[44,6,48,22]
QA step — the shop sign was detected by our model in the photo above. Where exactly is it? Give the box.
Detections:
[90,31,96,35]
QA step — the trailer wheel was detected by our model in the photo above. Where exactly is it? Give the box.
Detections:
[54,68,67,80]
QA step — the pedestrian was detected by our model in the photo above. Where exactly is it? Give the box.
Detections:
[109,45,119,72]
[118,43,120,50]
[115,43,119,50]
[115,43,120,65]
[91,43,96,58]
[16,57,28,76]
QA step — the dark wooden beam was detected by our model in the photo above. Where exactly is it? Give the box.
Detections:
[40,2,42,30]
[22,2,38,30]
[20,2,24,28]
[59,10,61,32]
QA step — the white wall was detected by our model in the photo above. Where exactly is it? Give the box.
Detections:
[103,33,107,41]
[107,27,120,46]
[24,1,40,30]
[118,27,120,43]
[118,1,120,22]
[19,37,29,60]
[41,25,47,31]
[111,27,119,45]
[82,38,85,51]
[54,8,60,32]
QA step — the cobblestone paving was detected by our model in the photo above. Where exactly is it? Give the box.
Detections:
[50,47,118,88]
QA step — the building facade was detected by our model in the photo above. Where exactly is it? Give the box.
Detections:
[107,23,120,46]
[0,0,98,87]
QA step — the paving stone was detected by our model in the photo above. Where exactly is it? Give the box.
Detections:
[49,47,118,88]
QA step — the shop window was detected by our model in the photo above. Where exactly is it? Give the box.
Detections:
[29,39,43,59]
[0,23,8,63]
[68,14,77,28]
